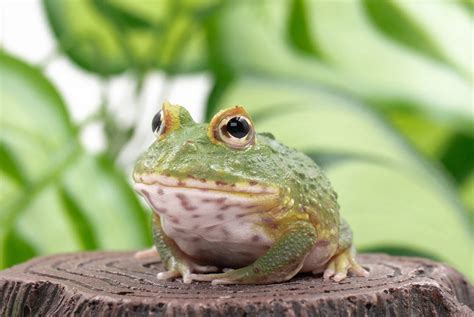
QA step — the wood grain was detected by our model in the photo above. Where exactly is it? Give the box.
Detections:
[0,252,472,316]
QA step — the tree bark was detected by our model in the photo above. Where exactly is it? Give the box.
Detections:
[0,252,472,316]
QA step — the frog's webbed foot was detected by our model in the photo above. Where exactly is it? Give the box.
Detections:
[320,247,369,282]
[134,246,160,260]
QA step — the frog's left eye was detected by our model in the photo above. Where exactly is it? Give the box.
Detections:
[217,115,255,149]
[151,110,165,136]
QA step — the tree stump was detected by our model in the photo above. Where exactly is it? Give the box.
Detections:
[0,252,472,316]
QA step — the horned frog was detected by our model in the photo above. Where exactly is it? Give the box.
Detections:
[133,102,368,285]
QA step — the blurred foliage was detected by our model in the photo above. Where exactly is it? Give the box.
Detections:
[0,52,151,268]
[43,0,218,76]
[0,0,472,278]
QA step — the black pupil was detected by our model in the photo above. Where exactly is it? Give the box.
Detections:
[152,111,162,133]
[226,117,249,138]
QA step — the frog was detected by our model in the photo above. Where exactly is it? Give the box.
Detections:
[133,102,369,285]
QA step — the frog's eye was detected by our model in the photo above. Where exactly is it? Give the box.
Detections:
[152,102,195,139]
[226,116,250,138]
[151,110,165,136]
[208,106,256,149]
[217,115,255,149]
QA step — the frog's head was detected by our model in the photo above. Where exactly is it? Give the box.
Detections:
[133,102,286,227]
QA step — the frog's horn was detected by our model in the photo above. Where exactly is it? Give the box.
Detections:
[159,101,195,138]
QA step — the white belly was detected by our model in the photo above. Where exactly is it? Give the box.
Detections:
[135,179,275,268]
[135,176,336,271]
[163,218,272,268]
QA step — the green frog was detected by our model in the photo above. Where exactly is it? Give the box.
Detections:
[133,102,368,285]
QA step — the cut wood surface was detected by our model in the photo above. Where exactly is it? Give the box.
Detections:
[0,252,472,316]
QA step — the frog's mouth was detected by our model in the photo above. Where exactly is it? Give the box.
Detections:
[133,173,278,195]
[133,173,280,228]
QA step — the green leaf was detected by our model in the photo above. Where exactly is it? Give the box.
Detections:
[58,185,99,250]
[95,0,171,29]
[366,0,473,79]
[60,155,152,250]
[388,111,474,218]
[0,51,151,268]
[460,172,474,225]
[207,0,473,127]
[387,109,455,158]
[98,0,219,74]
[360,245,442,261]
[2,230,37,268]
[286,0,324,59]
[459,0,474,16]
[208,75,473,278]
[43,0,217,75]
[440,133,474,185]
[362,0,460,74]
[43,0,130,75]
[0,142,28,186]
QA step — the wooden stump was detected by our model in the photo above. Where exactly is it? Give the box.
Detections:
[0,252,472,316]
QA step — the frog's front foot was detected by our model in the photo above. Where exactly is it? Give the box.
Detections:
[157,260,219,284]
[320,247,369,282]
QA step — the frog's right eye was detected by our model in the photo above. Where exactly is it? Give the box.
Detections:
[152,110,165,136]
[208,105,256,149]
[216,115,255,149]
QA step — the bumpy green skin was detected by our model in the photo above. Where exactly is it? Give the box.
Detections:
[135,124,340,229]
[134,106,357,284]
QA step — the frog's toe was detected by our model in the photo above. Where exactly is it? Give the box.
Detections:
[349,259,369,278]
[157,269,197,284]
[322,268,335,280]
[211,278,233,285]
[191,264,219,273]
[323,248,369,282]
[134,246,160,260]
[157,270,181,280]
[322,260,336,280]
[182,272,195,284]
[333,271,347,282]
